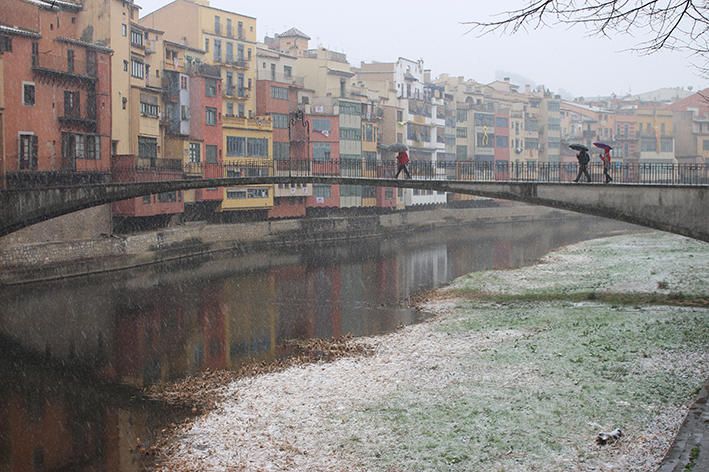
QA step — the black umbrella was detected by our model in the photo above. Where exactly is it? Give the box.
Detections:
[569,144,589,152]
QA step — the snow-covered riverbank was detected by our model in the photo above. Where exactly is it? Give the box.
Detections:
[157,232,709,471]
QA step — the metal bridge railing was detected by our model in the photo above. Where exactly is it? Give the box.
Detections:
[4,160,708,189]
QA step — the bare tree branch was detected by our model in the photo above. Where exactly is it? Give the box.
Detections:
[463,1,709,77]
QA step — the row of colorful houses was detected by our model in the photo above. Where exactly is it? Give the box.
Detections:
[1,0,707,232]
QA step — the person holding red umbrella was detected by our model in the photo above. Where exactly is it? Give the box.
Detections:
[594,142,613,184]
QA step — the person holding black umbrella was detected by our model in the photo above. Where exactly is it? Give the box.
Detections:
[570,144,591,183]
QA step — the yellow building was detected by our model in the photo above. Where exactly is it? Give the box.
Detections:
[79,0,167,164]
[635,108,676,163]
[141,0,274,212]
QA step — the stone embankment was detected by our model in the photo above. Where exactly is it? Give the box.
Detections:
[0,204,573,285]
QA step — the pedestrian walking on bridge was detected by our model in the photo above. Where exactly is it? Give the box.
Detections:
[395,150,412,179]
[573,147,591,183]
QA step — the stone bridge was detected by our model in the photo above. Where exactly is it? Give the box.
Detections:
[1,176,707,242]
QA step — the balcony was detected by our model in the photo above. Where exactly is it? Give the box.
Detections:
[221,57,248,69]
[258,72,304,87]
[223,86,249,99]
[223,114,272,130]
[58,113,97,131]
[408,99,432,118]
[32,53,97,84]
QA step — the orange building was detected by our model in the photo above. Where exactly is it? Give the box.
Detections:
[0,0,112,187]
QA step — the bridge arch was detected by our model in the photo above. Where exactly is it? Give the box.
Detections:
[1,176,707,242]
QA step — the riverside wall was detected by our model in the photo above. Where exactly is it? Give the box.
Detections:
[0,204,581,285]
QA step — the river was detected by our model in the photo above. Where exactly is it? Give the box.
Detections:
[0,216,634,471]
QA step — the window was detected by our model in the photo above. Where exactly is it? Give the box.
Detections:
[312,118,331,133]
[226,102,234,116]
[181,105,189,120]
[67,49,74,73]
[703,139,709,151]
[214,16,221,34]
[23,82,35,106]
[313,184,331,198]
[19,134,38,170]
[213,39,222,62]
[158,192,178,202]
[273,142,289,160]
[456,145,467,160]
[474,113,495,127]
[206,107,217,126]
[237,103,245,117]
[62,133,99,161]
[226,18,232,37]
[140,101,159,117]
[138,136,158,159]
[227,187,268,199]
[339,102,361,115]
[524,138,538,149]
[31,42,38,66]
[284,65,292,78]
[205,78,217,97]
[131,59,144,79]
[247,138,268,157]
[204,38,209,52]
[189,142,201,163]
[660,138,673,153]
[180,75,188,89]
[271,86,288,100]
[456,127,467,138]
[237,73,245,96]
[206,145,218,164]
[495,117,508,128]
[226,136,246,156]
[272,113,289,129]
[495,135,509,148]
[313,143,331,161]
[407,123,430,142]
[121,24,127,37]
[340,127,361,140]
[363,124,375,142]
[237,44,244,61]
[640,138,657,152]
[547,100,560,112]
[64,90,80,117]
[123,60,128,72]
[143,194,151,204]
[226,42,233,62]
[237,21,244,39]
[130,29,143,47]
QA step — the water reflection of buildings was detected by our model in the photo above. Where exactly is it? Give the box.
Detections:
[0,218,631,470]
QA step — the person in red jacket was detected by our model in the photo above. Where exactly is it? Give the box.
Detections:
[395,150,411,179]
[600,148,613,184]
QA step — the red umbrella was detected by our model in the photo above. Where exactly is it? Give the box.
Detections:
[593,142,613,151]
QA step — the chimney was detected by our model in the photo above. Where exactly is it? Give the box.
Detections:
[503,77,510,82]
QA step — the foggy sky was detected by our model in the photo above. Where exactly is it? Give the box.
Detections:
[139,0,707,98]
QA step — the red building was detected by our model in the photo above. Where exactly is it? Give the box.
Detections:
[189,66,224,204]
[255,45,311,219]
[0,0,112,188]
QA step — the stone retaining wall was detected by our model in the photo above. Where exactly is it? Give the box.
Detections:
[0,205,571,285]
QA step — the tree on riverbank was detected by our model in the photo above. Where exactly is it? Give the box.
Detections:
[464,1,709,77]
